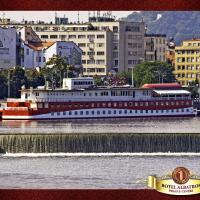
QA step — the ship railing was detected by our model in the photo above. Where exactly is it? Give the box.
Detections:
[6,98,23,102]
[152,97,191,100]
[4,107,28,111]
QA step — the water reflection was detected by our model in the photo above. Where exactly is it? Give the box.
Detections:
[0,117,199,134]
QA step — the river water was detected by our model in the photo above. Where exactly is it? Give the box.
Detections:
[0,117,200,134]
[0,117,200,188]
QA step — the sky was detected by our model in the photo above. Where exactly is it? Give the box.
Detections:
[1,11,134,23]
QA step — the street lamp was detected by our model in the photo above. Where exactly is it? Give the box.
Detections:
[7,69,11,98]
[132,66,134,87]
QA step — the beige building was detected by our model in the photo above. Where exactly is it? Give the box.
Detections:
[3,17,145,76]
[144,34,167,62]
[175,39,200,86]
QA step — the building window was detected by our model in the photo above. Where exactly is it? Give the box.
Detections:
[78,43,86,47]
[50,35,58,39]
[97,51,105,55]
[69,35,76,39]
[97,34,105,39]
[78,35,86,39]
[41,35,48,39]
[87,60,95,64]
[114,60,118,66]
[96,43,104,47]
[113,26,118,32]
[96,60,105,64]
[87,35,95,39]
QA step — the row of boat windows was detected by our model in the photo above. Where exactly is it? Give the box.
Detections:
[50,108,191,116]
[37,91,139,97]
[43,101,191,109]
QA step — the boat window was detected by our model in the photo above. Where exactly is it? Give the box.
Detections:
[140,110,143,113]
[80,111,83,115]
[103,110,106,114]
[129,110,132,114]
[69,111,72,115]
[38,103,43,109]
[86,111,89,115]
[102,103,106,107]
[92,111,95,115]
[124,110,127,114]
[108,110,111,114]
[97,111,100,114]
[63,111,66,115]
[51,112,54,116]
[57,112,60,115]
[114,110,116,114]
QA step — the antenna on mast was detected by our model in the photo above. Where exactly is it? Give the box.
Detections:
[77,11,80,23]
[97,11,100,18]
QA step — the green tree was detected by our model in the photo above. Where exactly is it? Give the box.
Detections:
[133,61,175,87]
[9,67,27,98]
[0,72,7,99]
[25,69,45,88]
[44,55,74,88]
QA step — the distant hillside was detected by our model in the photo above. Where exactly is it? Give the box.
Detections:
[124,11,200,45]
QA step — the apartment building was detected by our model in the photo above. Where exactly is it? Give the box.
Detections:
[7,17,145,76]
[1,16,145,76]
[144,34,167,62]
[0,27,16,69]
[175,39,200,86]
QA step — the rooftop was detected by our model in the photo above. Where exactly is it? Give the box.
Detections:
[26,41,55,51]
